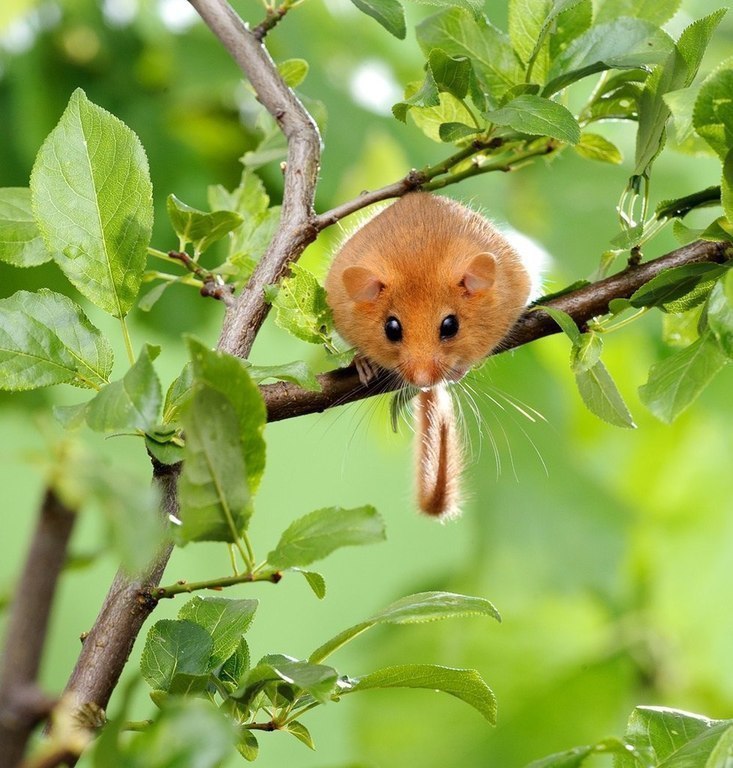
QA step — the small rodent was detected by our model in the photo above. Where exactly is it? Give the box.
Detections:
[325,192,532,518]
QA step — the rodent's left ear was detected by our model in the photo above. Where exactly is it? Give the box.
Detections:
[460,252,496,295]
[342,265,385,302]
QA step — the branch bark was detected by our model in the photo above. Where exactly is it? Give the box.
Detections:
[261,239,732,422]
[59,461,179,723]
[0,489,75,768]
[186,0,322,360]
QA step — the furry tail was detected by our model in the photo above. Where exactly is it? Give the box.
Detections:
[415,385,462,519]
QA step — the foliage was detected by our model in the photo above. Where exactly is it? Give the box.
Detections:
[0,0,732,766]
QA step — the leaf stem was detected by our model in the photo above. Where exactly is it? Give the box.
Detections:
[241,532,257,571]
[593,307,649,334]
[153,569,282,600]
[119,316,135,366]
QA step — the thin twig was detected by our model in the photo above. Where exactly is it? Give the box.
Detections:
[154,569,282,600]
[251,3,291,40]
[0,489,76,768]
[260,239,732,422]
[167,251,235,307]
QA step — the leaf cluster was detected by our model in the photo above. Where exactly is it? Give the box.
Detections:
[122,591,500,761]
[526,706,733,768]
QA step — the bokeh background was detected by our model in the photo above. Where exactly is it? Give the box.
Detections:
[1,0,733,765]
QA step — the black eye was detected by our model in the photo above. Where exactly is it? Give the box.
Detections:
[384,316,402,342]
[440,314,459,340]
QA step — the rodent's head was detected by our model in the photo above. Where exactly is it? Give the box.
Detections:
[337,250,511,389]
[325,193,532,388]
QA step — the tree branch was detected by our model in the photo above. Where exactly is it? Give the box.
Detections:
[186,0,322,360]
[59,461,180,722]
[0,489,75,768]
[261,239,732,422]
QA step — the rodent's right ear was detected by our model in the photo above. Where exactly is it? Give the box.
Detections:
[342,266,385,302]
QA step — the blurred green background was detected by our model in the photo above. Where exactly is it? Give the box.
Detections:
[1,0,733,766]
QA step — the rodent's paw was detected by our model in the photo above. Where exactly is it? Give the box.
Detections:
[354,355,378,386]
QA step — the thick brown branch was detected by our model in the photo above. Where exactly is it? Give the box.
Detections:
[187,0,322,359]
[262,239,732,422]
[60,462,180,724]
[0,489,76,768]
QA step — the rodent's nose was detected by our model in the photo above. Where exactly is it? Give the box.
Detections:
[407,362,441,389]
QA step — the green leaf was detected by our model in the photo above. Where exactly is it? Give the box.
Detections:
[138,281,172,313]
[310,591,500,664]
[487,94,580,144]
[163,362,194,424]
[126,698,236,767]
[639,332,728,423]
[694,61,733,160]
[208,169,281,287]
[595,0,680,26]
[348,0,405,39]
[708,269,733,356]
[166,194,243,256]
[145,434,185,467]
[349,664,496,725]
[524,745,595,768]
[655,186,722,220]
[417,8,524,110]
[723,148,733,226]
[266,505,385,570]
[544,19,672,96]
[298,569,327,599]
[140,619,214,692]
[85,344,161,433]
[233,655,339,709]
[587,81,643,122]
[407,90,478,143]
[277,58,309,88]
[438,122,481,142]
[575,359,636,428]
[526,739,634,768]
[429,49,472,100]
[30,88,153,318]
[549,0,592,60]
[284,720,315,750]
[536,305,581,345]
[0,188,49,267]
[574,132,623,163]
[220,638,250,690]
[167,671,210,696]
[663,86,699,145]
[634,10,726,177]
[90,463,166,575]
[187,339,267,495]
[178,596,258,669]
[570,332,602,374]
[619,706,733,767]
[270,264,332,345]
[509,0,583,83]
[247,360,321,392]
[0,289,113,392]
[629,263,728,311]
[407,0,484,14]
[237,729,259,761]
[177,386,251,544]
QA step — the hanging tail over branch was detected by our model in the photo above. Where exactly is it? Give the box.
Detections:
[415,385,462,519]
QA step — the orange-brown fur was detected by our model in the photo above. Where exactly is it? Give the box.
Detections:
[325,192,532,518]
